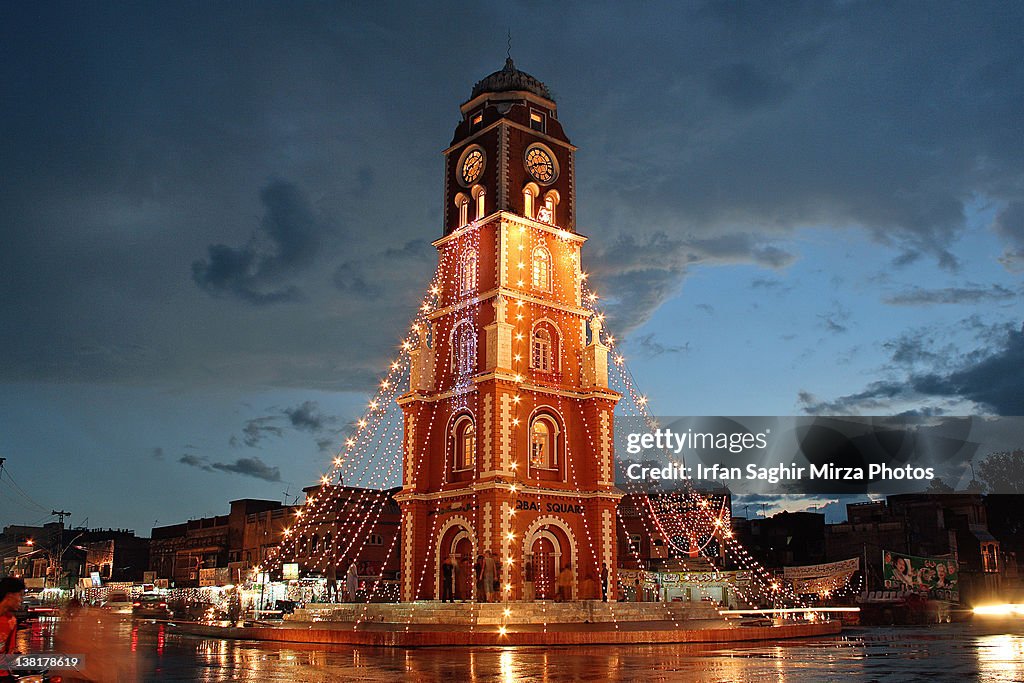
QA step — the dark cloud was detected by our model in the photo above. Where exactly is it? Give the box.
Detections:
[178,453,281,482]
[210,456,281,482]
[750,278,792,293]
[192,180,325,305]
[316,438,338,454]
[632,333,688,358]
[884,284,1017,306]
[590,232,795,332]
[818,301,850,335]
[333,239,434,300]
[994,201,1024,270]
[239,417,284,448]
[0,2,1020,394]
[283,400,331,433]
[801,322,1024,415]
[179,454,213,471]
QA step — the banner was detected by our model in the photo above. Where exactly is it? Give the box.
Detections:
[882,550,959,601]
[198,568,218,587]
[783,558,859,580]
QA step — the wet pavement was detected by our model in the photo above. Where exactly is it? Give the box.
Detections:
[15,617,1024,681]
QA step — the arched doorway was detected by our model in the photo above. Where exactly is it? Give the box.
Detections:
[436,519,475,601]
[452,533,474,601]
[530,534,559,600]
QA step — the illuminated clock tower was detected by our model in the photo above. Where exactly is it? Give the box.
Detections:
[395,59,622,601]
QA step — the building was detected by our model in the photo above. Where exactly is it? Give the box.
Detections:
[825,500,908,571]
[735,511,826,569]
[1,524,149,586]
[150,499,284,586]
[826,495,1015,604]
[279,485,401,580]
[76,529,150,582]
[394,59,623,601]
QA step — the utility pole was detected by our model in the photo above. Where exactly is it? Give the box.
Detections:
[52,510,71,588]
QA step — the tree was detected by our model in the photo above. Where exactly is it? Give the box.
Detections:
[977,449,1024,494]
[925,478,954,494]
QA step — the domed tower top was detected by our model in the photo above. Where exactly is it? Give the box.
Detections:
[444,58,575,234]
[470,57,553,101]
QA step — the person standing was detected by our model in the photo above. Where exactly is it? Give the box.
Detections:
[474,555,484,602]
[524,557,535,602]
[346,563,359,602]
[325,565,338,603]
[0,577,24,681]
[441,555,456,603]
[483,551,498,603]
[600,562,610,602]
[557,564,574,602]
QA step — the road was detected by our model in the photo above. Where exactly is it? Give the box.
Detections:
[15,616,1024,681]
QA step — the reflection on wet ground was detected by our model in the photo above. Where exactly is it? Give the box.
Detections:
[16,617,1024,681]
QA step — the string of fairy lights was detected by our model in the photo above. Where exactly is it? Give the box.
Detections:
[252,203,826,632]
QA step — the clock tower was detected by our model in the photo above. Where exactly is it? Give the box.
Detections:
[395,59,622,602]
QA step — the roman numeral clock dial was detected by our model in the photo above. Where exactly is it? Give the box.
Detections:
[525,145,557,184]
[461,148,484,185]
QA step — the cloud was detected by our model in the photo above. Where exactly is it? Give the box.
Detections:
[994,201,1024,270]
[0,2,1021,397]
[333,239,434,300]
[192,180,326,305]
[590,232,795,333]
[178,453,281,481]
[801,322,1024,415]
[696,303,715,316]
[632,333,688,358]
[818,301,850,335]
[750,277,793,293]
[283,400,331,432]
[179,454,213,471]
[239,417,284,448]
[884,284,1017,306]
[210,456,281,482]
[151,447,164,460]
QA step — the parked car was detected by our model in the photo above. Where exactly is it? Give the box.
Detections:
[101,591,134,615]
[132,593,172,619]
[14,592,58,623]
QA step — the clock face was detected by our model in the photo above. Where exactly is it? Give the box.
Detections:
[525,146,557,183]
[461,148,484,185]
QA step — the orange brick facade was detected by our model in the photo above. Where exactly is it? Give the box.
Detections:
[395,61,622,601]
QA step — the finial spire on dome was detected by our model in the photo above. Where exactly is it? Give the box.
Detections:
[470,53,553,101]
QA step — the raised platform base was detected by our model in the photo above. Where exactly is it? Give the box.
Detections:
[287,600,722,625]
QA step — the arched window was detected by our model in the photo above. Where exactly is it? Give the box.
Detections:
[455,193,470,228]
[530,415,559,469]
[531,327,552,372]
[532,246,551,292]
[453,416,476,471]
[451,321,476,375]
[472,185,486,220]
[540,190,559,225]
[523,182,539,219]
[460,251,477,293]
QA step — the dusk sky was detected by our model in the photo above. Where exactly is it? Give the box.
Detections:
[1,2,1022,533]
